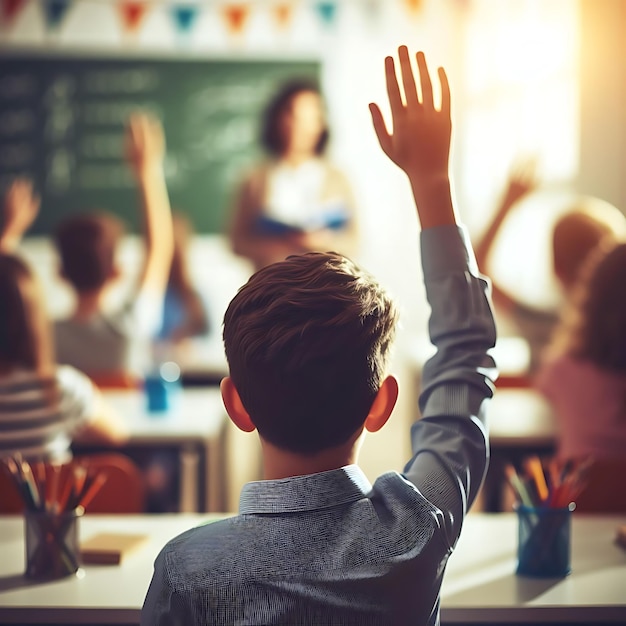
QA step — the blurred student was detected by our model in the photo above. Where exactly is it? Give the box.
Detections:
[54,113,174,383]
[142,47,496,625]
[475,165,625,373]
[536,241,626,461]
[229,79,359,271]
[0,180,127,462]
[154,212,209,345]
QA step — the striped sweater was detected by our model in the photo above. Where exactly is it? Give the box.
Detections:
[0,366,95,463]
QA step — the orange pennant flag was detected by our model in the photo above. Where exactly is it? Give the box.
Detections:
[272,2,293,30]
[118,1,148,34]
[222,3,251,36]
[403,0,422,16]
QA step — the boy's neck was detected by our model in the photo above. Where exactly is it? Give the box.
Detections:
[260,433,363,480]
[72,289,107,320]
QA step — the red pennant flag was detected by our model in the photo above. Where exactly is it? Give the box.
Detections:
[118,1,148,34]
[1,0,27,26]
[272,2,293,31]
[222,3,250,37]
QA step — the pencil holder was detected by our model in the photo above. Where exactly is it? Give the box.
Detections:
[24,508,83,580]
[515,502,575,578]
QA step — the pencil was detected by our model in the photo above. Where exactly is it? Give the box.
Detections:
[524,456,549,504]
[505,464,535,508]
[77,472,108,510]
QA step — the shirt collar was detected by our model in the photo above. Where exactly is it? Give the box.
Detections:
[239,465,373,514]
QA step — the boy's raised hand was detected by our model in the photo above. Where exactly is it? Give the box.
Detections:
[369,46,455,228]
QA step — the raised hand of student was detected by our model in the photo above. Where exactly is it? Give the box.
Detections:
[124,111,174,305]
[125,112,166,178]
[0,178,40,252]
[501,159,537,212]
[369,46,455,229]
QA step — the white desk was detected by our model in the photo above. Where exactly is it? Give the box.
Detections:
[441,514,626,624]
[96,389,227,513]
[0,513,624,625]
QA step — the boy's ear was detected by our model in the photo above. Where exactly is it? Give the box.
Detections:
[220,377,256,433]
[364,375,399,433]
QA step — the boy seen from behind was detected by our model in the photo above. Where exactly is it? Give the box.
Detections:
[54,113,174,381]
[142,47,497,625]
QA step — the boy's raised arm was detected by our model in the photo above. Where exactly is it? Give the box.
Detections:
[370,47,497,545]
[125,113,174,302]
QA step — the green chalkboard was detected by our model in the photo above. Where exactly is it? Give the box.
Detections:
[0,53,320,234]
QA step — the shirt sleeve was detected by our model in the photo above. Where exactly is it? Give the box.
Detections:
[141,548,197,626]
[55,365,97,431]
[403,224,497,549]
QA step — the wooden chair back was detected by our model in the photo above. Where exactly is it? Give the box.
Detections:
[0,452,145,514]
[574,459,626,513]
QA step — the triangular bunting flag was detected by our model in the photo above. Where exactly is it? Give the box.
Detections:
[361,0,382,23]
[118,1,149,34]
[43,0,71,31]
[403,0,423,17]
[314,1,337,27]
[271,1,293,31]
[1,0,27,27]
[222,3,251,37]
[170,3,199,35]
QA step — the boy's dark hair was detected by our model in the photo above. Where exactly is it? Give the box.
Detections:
[55,213,124,293]
[260,79,329,156]
[223,252,398,454]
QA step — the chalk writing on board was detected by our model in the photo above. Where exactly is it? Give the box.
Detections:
[0,143,33,169]
[79,164,135,190]
[80,133,125,159]
[44,109,75,143]
[83,69,159,94]
[0,111,36,136]
[46,148,74,192]
[0,74,37,99]
[44,75,76,103]
[82,101,163,125]
[0,54,320,233]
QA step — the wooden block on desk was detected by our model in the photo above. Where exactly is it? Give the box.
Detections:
[80,533,148,565]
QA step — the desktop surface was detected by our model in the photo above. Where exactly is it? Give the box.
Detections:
[0,513,624,625]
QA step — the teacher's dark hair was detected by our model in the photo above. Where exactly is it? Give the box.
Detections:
[260,79,329,157]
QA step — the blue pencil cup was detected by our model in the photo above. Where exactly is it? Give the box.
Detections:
[515,502,575,578]
[144,362,181,414]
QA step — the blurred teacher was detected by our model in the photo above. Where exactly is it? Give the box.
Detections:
[228,80,359,271]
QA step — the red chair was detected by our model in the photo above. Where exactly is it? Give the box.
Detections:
[573,459,626,514]
[0,452,146,514]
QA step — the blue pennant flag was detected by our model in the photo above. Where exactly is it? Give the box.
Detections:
[43,0,71,30]
[315,1,337,27]
[171,4,199,35]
